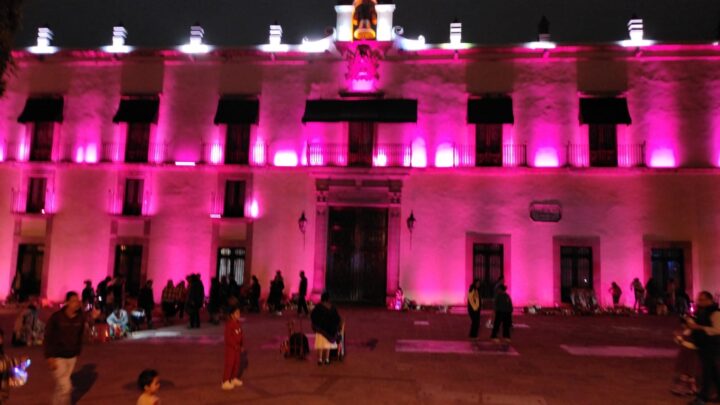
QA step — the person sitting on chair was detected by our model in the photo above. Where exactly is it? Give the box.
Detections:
[106,307,130,339]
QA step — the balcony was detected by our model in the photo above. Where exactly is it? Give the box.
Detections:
[200,142,269,166]
[10,188,55,215]
[101,142,168,164]
[306,143,413,168]
[107,188,152,216]
[438,144,527,168]
[567,143,646,168]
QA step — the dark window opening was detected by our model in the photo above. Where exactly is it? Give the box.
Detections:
[125,123,151,163]
[589,124,617,167]
[475,124,503,167]
[348,121,375,167]
[560,246,593,303]
[122,178,144,216]
[223,180,246,218]
[29,122,54,162]
[225,124,250,165]
[26,177,47,214]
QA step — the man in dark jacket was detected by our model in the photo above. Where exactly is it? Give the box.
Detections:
[687,291,720,404]
[490,284,513,343]
[96,276,111,313]
[44,291,99,405]
[187,274,204,329]
[297,271,309,316]
[138,280,155,329]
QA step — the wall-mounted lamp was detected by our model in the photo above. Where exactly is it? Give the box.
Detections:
[406,211,416,233]
[406,211,416,249]
[298,211,308,234]
[299,211,308,249]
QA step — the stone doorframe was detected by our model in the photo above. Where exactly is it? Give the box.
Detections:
[310,176,404,303]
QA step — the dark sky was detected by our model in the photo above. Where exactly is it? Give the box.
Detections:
[12,0,720,49]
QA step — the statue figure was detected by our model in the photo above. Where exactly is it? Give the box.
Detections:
[353,0,378,40]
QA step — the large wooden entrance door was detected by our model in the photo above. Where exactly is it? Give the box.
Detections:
[114,244,143,297]
[326,207,387,304]
[15,244,45,301]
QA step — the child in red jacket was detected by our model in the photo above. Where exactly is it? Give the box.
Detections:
[222,306,244,390]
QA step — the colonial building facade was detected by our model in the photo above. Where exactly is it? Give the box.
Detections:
[1,2,719,306]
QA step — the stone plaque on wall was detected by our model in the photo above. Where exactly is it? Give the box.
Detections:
[530,201,562,222]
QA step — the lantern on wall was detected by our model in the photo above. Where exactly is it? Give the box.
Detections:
[298,211,308,234]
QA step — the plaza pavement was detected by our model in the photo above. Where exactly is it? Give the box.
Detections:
[2,307,687,404]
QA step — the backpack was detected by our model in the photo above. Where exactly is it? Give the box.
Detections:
[283,320,309,359]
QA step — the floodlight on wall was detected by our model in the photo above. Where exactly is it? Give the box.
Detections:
[29,26,58,54]
[450,19,462,45]
[102,24,132,53]
[260,22,290,53]
[526,16,556,50]
[620,14,653,47]
[299,28,336,53]
[179,23,211,54]
[392,26,428,51]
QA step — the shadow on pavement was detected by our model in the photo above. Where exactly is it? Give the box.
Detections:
[71,363,98,404]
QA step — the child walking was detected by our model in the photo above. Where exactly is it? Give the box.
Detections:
[222,306,244,390]
[136,369,161,405]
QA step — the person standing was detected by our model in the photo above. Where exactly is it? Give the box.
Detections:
[609,282,622,308]
[686,291,720,405]
[187,275,204,329]
[81,280,95,310]
[221,306,244,390]
[96,276,111,313]
[138,280,155,329]
[468,279,481,339]
[208,277,221,325]
[161,280,176,325]
[310,292,341,365]
[44,291,99,405]
[175,280,187,319]
[630,278,645,313]
[297,271,309,316]
[249,276,261,313]
[490,285,513,343]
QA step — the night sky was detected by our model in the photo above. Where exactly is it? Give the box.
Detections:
[12,0,720,49]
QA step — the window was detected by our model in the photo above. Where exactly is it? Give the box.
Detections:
[472,243,504,299]
[560,246,593,303]
[348,121,375,167]
[25,177,47,214]
[225,124,250,165]
[122,178,144,216]
[589,124,617,167]
[475,124,503,167]
[223,180,246,218]
[125,123,151,163]
[217,247,246,285]
[29,122,54,162]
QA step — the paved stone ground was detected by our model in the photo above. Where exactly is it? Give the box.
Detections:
[2,307,688,404]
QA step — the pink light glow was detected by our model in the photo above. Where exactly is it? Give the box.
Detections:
[175,161,196,167]
[411,139,427,168]
[252,142,267,166]
[151,144,164,164]
[74,147,85,163]
[649,148,677,168]
[247,198,260,218]
[533,148,560,167]
[434,143,455,168]
[84,144,98,163]
[273,151,299,167]
[349,79,375,92]
[210,143,223,164]
[0,144,5,162]
[373,151,388,167]
[17,139,28,162]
